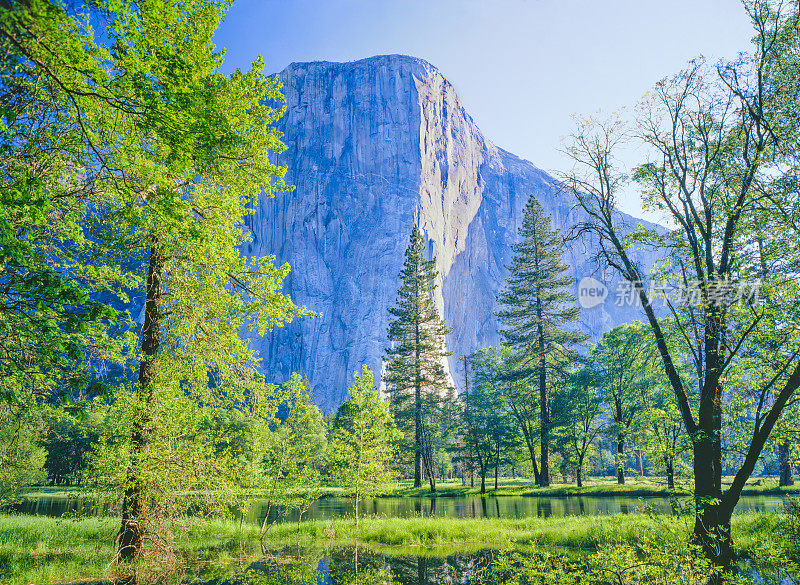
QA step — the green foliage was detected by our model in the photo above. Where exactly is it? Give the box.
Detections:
[551,368,602,487]
[463,348,523,492]
[496,194,586,486]
[589,322,657,482]
[329,366,401,525]
[91,384,240,519]
[0,0,138,411]
[496,195,585,361]
[252,374,327,530]
[384,225,452,489]
[0,402,46,505]
[3,0,313,552]
[41,411,99,486]
[0,0,140,504]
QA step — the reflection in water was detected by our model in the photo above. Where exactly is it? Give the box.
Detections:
[223,547,491,585]
[110,547,492,585]
[107,542,794,585]
[9,492,787,526]
[247,493,785,525]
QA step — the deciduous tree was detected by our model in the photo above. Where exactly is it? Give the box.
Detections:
[329,366,400,526]
[561,1,800,569]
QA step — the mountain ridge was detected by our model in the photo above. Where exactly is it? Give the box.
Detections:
[242,54,657,411]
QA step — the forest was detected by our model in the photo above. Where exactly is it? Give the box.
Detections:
[1,0,800,584]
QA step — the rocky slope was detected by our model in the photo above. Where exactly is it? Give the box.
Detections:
[242,55,656,412]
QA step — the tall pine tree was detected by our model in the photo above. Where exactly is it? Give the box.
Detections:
[384,225,451,491]
[496,196,585,486]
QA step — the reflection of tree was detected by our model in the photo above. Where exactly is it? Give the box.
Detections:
[115,548,499,585]
[377,550,492,585]
[327,545,391,585]
[233,548,324,585]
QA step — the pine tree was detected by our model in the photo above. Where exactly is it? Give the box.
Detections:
[496,196,585,486]
[384,225,451,491]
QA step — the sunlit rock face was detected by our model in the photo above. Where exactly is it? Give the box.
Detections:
[242,55,656,412]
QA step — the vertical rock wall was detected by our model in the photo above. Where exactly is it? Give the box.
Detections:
[243,55,655,411]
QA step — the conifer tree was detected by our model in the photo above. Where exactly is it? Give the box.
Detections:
[496,196,585,486]
[384,225,451,491]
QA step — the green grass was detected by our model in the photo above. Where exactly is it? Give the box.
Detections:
[21,476,800,502]
[0,511,789,584]
[263,512,786,556]
[0,514,271,584]
[390,477,688,498]
[0,514,117,584]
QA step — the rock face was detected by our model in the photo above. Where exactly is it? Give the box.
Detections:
[243,55,656,412]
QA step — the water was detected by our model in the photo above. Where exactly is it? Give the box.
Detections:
[96,548,497,585]
[93,547,797,585]
[196,548,492,585]
[7,492,794,584]
[245,493,786,524]
[11,491,787,524]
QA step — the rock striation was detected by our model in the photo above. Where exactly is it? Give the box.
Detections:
[242,55,657,412]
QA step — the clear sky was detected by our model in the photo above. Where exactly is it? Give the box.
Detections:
[213,0,755,222]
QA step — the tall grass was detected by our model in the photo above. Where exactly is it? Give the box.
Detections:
[0,514,117,584]
[0,511,789,583]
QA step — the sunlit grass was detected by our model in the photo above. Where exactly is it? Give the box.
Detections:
[0,509,791,583]
[21,476,798,503]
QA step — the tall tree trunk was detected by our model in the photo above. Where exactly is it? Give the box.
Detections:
[576,453,584,488]
[666,455,675,490]
[537,313,550,487]
[414,322,422,488]
[494,442,500,490]
[117,240,164,561]
[519,426,541,484]
[615,398,625,485]
[480,460,486,494]
[635,450,644,477]
[780,441,793,486]
[693,397,735,574]
[694,339,735,573]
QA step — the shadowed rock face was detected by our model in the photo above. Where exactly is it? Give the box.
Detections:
[243,54,657,412]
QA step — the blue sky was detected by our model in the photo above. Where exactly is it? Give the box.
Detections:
[213,0,754,222]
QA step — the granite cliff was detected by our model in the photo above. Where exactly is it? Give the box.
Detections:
[242,55,656,412]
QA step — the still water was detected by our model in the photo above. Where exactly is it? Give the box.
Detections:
[96,547,789,585]
[14,492,788,524]
[10,493,793,584]
[172,547,493,585]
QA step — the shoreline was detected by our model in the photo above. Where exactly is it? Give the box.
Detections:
[0,511,789,584]
[18,479,800,502]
